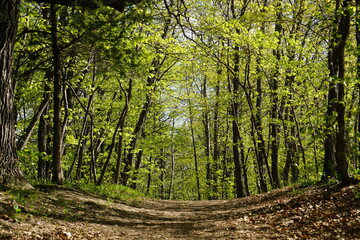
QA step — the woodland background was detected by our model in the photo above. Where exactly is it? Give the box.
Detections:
[3,0,360,200]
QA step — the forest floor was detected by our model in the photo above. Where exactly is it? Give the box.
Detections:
[0,183,359,239]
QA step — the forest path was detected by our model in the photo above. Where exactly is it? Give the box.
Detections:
[0,184,359,239]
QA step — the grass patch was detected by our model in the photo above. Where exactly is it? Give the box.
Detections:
[352,182,360,199]
[3,188,38,206]
[69,182,145,203]
[0,188,41,222]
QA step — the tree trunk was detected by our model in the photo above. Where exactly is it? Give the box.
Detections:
[282,107,298,183]
[0,0,30,188]
[66,76,96,181]
[245,52,268,193]
[17,97,51,150]
[323,80,337,180]
[97,106,126,185]
[230,47,246,198]
[188,92,201,201]
[232,119,246,198]
[66,93,91,180]
[270,5,282,188]
[356,0,360,171]
[146,156,152,195]
[212,73,221,199]
[121,9,172,186]
[37,85,51,180]
[281,73,299,183]
[131,149,144,189]
[50,4,64,184]
[159,151,165,200]
[122,90,152,185]
[221,121,231,199]
[60,86,72,157]
[89,114,97,183]
[202,77,213,199]
[325,0,352,184]
[169,121,175,200]
[113,80,131,184]
[334,1,351,184]
[121,56,166,186]
[75,123,89,180]
[230,42,246,198]
[131,128,146,189]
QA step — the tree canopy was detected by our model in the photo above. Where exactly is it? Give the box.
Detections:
[0,0,359,198]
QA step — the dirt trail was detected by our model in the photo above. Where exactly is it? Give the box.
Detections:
[0,184,359,239]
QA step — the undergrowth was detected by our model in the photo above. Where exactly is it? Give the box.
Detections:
[68,182,145,203]
[2,180,145,209]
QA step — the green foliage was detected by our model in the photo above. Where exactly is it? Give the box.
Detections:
[290,187,305,196]
[13,204,21,213]
[3,188,39,221]
[5,189,37,206]
[11,0,360,200]
[71,182,144,202]
[353,183,360,199]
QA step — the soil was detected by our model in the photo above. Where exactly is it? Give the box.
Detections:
[0,184,359,239]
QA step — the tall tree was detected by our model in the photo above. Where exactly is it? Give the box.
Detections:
[201,76,213,199]
[187,84,202,200]
[37,84,51,180]
[0,0,30,188]
[356,0,360,171]
[0,0,143,187]
[229,0,249,198]
[269,0,282,188]
[121,5,174,185]
[324,0,352,184]
[113,79,132,184]
[50,4,64,184]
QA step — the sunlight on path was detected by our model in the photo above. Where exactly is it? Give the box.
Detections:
[3,185,359,239]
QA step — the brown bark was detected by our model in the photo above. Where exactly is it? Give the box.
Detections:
[280,70,300,183]
[202,77,213,199]
[159,151,165,200]
[37,84,51,180]
[131,148,144,189]
[188,91,201,201]
[121,84,153,185]
[0,0,30,188]
[17,97,51,151]
[282,106,298,183]
[146,156,152,195]
[229,0,248,198]
[270,3,282,188]
[0,0,142,188]
[323,80,337,179]
[212,73,221,199]
[66,90,93,180]
[89,114,97,183]
[231,45,246,198]
[113,79,132,184]
[324,0,352,184]
[97,105,127,185]
[168,119,175,200]
[50,4,64,185]
[244,52,268,193]
[334,0,351,184]
[356,0,360,171]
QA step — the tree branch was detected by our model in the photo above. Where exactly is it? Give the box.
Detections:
[32,0,142,12]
